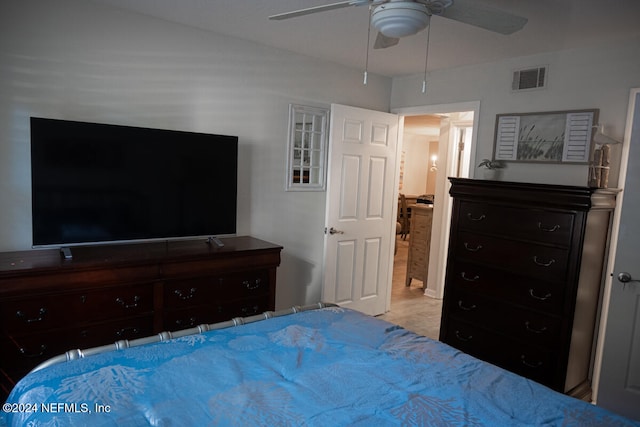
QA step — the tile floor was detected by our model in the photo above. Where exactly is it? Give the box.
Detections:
[378,238,442,340]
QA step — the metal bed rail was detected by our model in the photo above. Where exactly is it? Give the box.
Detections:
[33,302,338,372]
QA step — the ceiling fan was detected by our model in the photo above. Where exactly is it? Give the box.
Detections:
[269,0,528,49]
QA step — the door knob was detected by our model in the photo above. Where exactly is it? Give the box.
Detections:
[617,272,639,283]
[327,227,344,235]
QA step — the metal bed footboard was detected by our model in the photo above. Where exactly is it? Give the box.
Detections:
[33,302,338,373]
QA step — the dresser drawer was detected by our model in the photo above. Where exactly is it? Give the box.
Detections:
[164,305,225,330]
[216,271,270,301]
[1,284,154,334]
[448,260,565,314]
[408,237,428,252]
[442,318,556,388]
[73,316,154,347]
[1,316,154,371]
[411,219,431,238]
[164,270,270,309]
[458,201,575,246]
[164,294,270,331]
[446,288,562,348]
[221,296,270,319]
[454,231,570,281]
[409,252,429,269]
[164,277,220,309]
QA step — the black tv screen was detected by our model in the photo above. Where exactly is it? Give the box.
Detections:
[30,117,238,247]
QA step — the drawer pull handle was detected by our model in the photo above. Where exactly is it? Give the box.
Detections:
[457,300,477,311]
[116,327,140,338]
[174,288,197,300]
[525,321,548,334]
[454,330,473,342]
[175,317,197,327]
[116,296,141,309]
[533,256,555,267]
[520,355,543,369]
[463,243,483,252]
[241,305,260,315]
[16,308,47,324]
[538,222,560,233]
[19,344,47,358]
[528,289,552,301]
[244,279,262,290]
[466,213,486,222]
[460,272,480,282]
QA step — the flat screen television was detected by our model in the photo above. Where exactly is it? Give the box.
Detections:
[30,117,238,247]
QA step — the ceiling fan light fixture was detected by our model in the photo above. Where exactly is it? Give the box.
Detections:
[371,2,430,38]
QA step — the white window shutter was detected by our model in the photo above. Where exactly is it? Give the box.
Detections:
[495,116,520,160]
[562,112,594,162]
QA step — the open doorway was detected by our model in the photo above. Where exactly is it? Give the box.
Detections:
[379,102,479,338]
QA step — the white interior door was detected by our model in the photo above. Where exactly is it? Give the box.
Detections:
[596,88,640,420]
[322,104,399,316]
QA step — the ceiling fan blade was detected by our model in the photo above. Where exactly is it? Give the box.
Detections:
[269,1,359,20]
[373,32,400,49]
[438,0,527,35]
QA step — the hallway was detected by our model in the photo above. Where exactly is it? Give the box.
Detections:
[378,238,442,340]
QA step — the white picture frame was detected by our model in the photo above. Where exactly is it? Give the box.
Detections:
[493,109,599,163]
[285,104,329,191]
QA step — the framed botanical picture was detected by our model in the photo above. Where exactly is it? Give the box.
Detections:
[493,109,599,163]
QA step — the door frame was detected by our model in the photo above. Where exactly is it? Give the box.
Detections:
[392,101,480,301]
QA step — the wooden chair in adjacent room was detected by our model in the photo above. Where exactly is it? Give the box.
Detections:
[398,193,411,240]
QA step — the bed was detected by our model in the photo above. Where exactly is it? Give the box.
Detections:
[1,303,637,426]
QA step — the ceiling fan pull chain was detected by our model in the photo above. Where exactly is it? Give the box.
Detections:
[363,5,373,85]
[422,20,431,93]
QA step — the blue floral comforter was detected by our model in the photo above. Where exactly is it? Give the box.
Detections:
[1,306,637,426]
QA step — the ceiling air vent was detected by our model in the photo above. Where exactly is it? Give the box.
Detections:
[512,66,547,91]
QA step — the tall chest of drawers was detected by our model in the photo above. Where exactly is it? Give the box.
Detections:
[439,178,616,399]
[0,236,281,401]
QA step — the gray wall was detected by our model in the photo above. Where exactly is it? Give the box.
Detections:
[391,37,640,187]
[0,0,391,309]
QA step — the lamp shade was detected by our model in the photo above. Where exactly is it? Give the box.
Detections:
[593,124,622,145]
[371,2,430,38]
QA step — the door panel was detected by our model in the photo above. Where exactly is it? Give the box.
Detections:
[335,240,356,302]
[597,89,640,420]
[363,238,382,298]
[340,155,360,219]
[323,104,399,315]
[367,157,387,217]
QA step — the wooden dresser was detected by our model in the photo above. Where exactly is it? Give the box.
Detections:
[0,236,281,400]
[405,204,434,287]
[439,178,616,399]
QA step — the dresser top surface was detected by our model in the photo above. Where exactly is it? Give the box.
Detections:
[448,178,617,211]
[409,204,434,211]
[0,236,282,276]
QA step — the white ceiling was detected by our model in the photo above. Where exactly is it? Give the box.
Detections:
[89,0,640,77]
